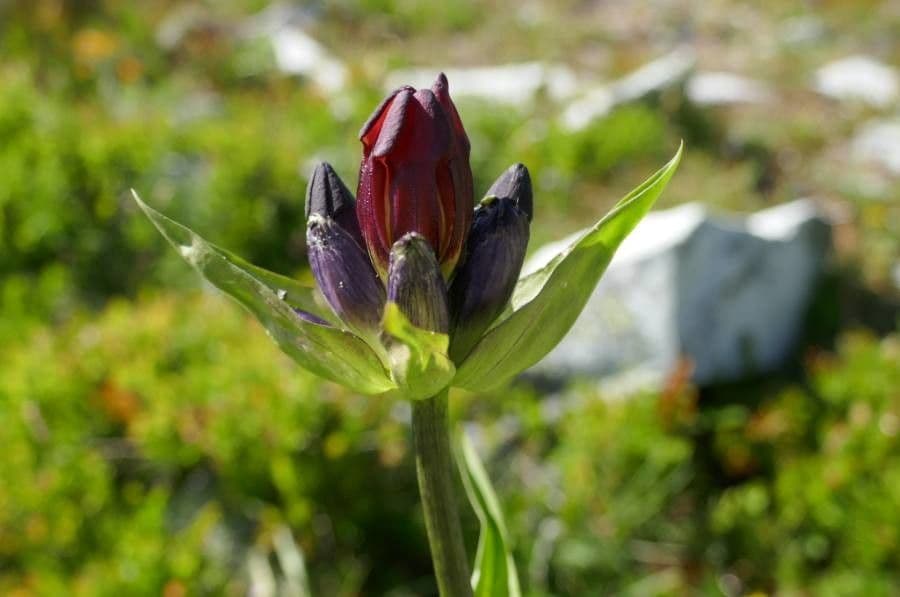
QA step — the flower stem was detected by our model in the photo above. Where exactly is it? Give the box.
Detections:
[411,390,473,597]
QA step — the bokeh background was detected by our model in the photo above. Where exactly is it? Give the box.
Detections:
[1,1,899,595]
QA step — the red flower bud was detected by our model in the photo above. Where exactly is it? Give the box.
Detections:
[357,73,473,279]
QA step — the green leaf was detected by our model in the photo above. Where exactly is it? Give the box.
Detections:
[382,303,455,400]
[133,191,395,394]
[454,143,683,391]
[458,433,521,597]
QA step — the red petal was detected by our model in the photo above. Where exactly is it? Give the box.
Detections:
[372,88,413,157]
[356,156,391,274]
[359,85,415,149]
[389,165,441,254]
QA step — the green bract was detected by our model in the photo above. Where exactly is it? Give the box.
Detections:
[132,192,394,395]
[133,143,681,399]
[382,302,456,400]
[458,432,522,596]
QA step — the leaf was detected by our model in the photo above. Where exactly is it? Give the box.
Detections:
[454,143,682,390]
[133,191,395,394]
[382,302,455,400]
[224,249,338,326]
[458,432,521,597]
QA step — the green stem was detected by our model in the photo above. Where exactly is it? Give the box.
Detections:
[411,391,473,597]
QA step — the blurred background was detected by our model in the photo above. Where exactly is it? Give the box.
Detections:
[1,1,898,595]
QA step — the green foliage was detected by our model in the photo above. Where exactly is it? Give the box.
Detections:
[2,1,899,595]
[0,293,430,595]
[473,330,900,595]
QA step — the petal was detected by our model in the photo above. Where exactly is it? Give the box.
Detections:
[356,155,391,276]
[371,88,414,157]
[360,85,415,149]
[432,72,471,155]
[388,164,442,255]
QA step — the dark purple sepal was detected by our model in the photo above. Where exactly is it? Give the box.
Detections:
[307,214,385,333]
[386,233,450,333]
[306,162,364,249]
[486,162,533,221]
[448,174,531,362]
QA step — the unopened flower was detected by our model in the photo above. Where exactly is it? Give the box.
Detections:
[357,73,473,279]
[137,71,682,398]
[308,74,531,369]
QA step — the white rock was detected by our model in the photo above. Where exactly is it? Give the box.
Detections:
[526,200,831,390]
[270,27,347,93]
[384,63,579,107]
[561,47,695,131]
[851,118,900,176]
[686,71,774,106]
[814,55,899,108]
[609,47,696,104]
[560,87,615,131]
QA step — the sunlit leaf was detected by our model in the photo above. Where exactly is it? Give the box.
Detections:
[458,432,521,597]
[382,302,455,400]
[454,143,683,390]
[133,191,395,394]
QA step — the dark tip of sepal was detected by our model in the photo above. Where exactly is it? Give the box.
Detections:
[448,197,530,362]
[307,214,385,333]
[486,163,533,221]
[293,308,331,326]
[387,233,450,333]
[306,162,354,218]
[306,163,364,248]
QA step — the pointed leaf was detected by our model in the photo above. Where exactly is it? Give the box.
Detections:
[382,302,456,400]
[454,144,682,390]
[458,433,521,597]
[133,191,394,394]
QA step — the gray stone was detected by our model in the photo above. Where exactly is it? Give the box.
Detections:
[525,200,831,390]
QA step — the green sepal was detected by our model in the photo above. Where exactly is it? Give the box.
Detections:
[453,143,683,390]
[457,432,522,597]
[133,191,395,395]
[382,302,456,400]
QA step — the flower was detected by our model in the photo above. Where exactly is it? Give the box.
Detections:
[138,70,682,397]
[356,73,474,279]
[306,74,531,365]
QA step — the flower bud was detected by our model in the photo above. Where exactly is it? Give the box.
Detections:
[387,233,450,334]
[357,73,474,280]
[306,215,385,333]
[306,162,364,249]
[448,164,532,361]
